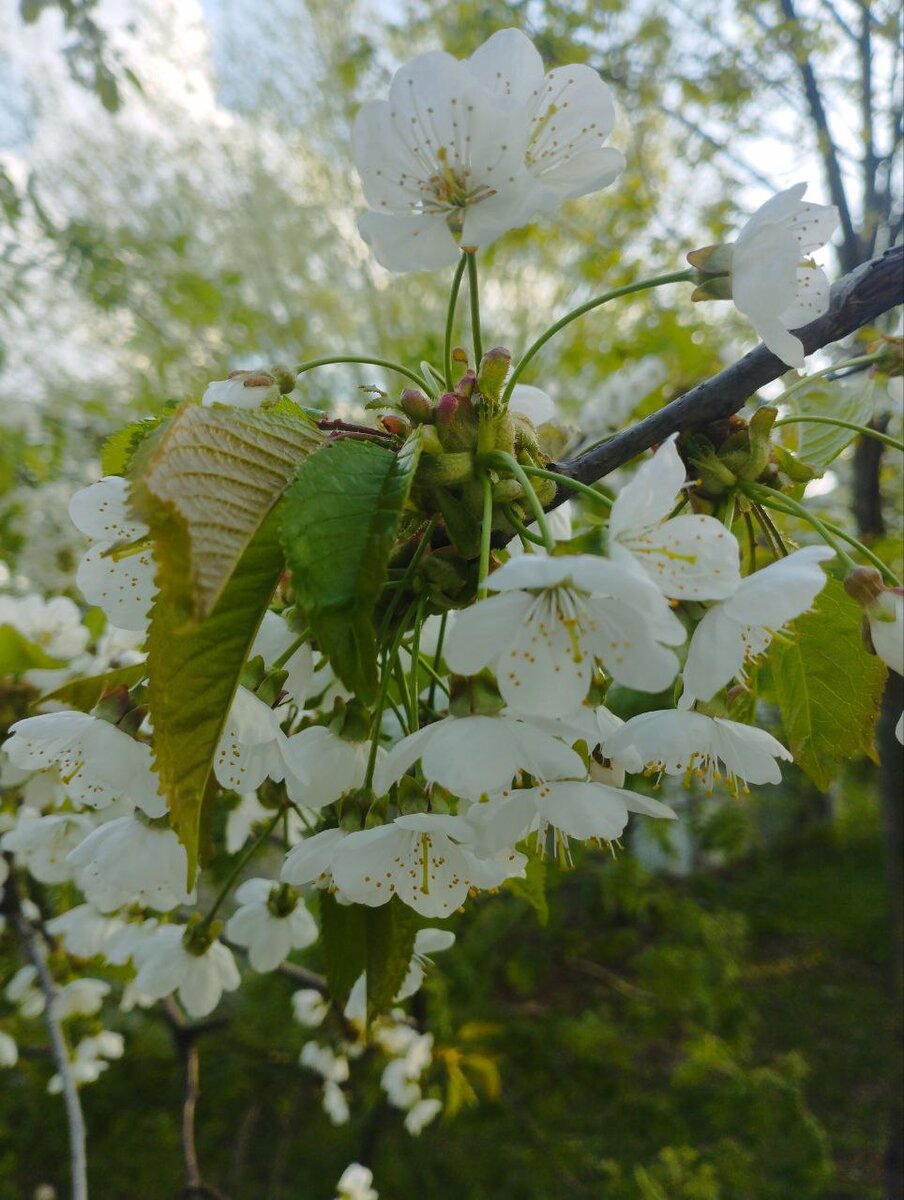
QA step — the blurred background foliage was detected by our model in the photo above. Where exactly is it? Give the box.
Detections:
[0,0,901,1197]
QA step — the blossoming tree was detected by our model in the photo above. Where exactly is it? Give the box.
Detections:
[0,24,902,1200]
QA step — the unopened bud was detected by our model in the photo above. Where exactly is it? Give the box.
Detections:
[434,391,477,451]
[687,244,733,275]
[456,369,477,399]
[476,346,512,407]
[379,414,410,438]
[400,388,433,422]
[843,566,886,607]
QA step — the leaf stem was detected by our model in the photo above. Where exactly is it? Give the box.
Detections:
[744,483,857,570]
[466,251,483,364]
[501,268,696,407]
[200,810,283,930]
[519,464,612,509]
[774,413,903,451]
[482,451,556,553]
[365,604,416,790]
[776,352,882,403]
[295,356,433,396]
[427,612,447,710]
[444,256,469,389]
[478,472,494,599]
[503,504,546,546]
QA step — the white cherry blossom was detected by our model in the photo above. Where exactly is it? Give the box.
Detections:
[5,711,166,816]
[466,778,675,863]
[608,436,742,600]
[605,709,793,794]
[67,814,194,912]
[1,810,93,884]
[281,827,349,890]
[48,1031,124,1094]
[292,989,329,1028]
[0,593,89,660]
[444,554,685,713]
[374,710,584,800]
[724,183,838,367]
[132,926,240,1018]
[50,978,110,1020]
[69,476,156,632]
[225,878,318,972]
[682,545,834,705]
[251,611,315,708]
[214,686,306,794]
[0,1032,18,1068]
[335,1163,378,1200]
[282,726,374,809]
[202,372,278,409]
[865,588,904,744]
[330,813,525,918]
[405,1097,443,1135]
[46,904,123,959]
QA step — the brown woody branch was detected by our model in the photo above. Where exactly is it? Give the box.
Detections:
[553,243,903,491]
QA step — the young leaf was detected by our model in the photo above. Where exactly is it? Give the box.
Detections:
[36,662,146,712]
[769,577,887,788]
[280,431,422,704]
[781,376,877,472]
[0,626,65,674]
[131,402,323,619]
[147,512,284,884]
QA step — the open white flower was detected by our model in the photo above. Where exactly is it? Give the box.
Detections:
[374,711,584,800]
[608,436,742,601]
[292,988,330,1028]
[46,904,123,959]
[682,545,834,705]
[353,28,623,272]
[0,593,89,660]
[225,878,318,972]
[696,183,839,368]
[5,711,166,816]
[0,1032,18,1068]
[469,29,625,206]
[866,587,904,744]
[444,554,685,714]
[330,812,525,918]
[132,925,240,1018]
[281,726,375,809]
[48,1031,124,1094]
[1,811,93,884]
[69,476,156,632]
[67,814,194,912]
[214,686,305,794]
[605,709,793,794]
[281,827,349,890]
[51,978,110,1020]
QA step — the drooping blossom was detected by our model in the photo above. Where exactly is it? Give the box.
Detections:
[132,926,240,1018]
[202,370,279,409]
[605,709,793,794]
[67,814,194,913]
[681,544,834,705]
[225,878,318,972]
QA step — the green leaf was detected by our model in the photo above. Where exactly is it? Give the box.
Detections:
[770,577,887,788]
[0,625,65,674]
[131,402,323,620]
[280,431,422,704]
[319,894,419,1021]
[365,898,419,1023]
[36,662,146,712]
[504,853,549,926]
[147,513,284,884]
[101,413,171,476]
[319,892,367,1007]
[781,377,877,471]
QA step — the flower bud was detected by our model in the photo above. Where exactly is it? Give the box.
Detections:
[476,346,512,407]
[378,414,410,438]
[434,391,477,451]
[843,566,886,607]
[400,388,433,422]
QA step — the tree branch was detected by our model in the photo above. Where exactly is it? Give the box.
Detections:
[555,244,903,488]
[14,905,88,1200]
[778,0,861,270]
